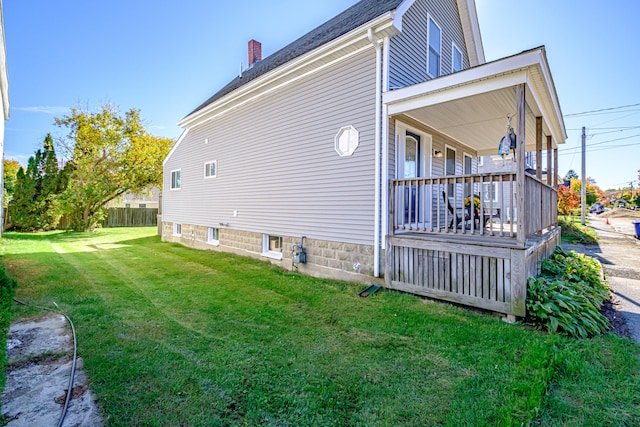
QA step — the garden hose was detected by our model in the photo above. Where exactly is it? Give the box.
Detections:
[12,297,78,427]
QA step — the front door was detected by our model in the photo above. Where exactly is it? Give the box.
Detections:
[396,123,432,226]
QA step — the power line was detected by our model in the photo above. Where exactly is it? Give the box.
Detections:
[558,141,640,156]
[564,102,640,117]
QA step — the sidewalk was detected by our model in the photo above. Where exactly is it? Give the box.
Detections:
[563,214,640,343]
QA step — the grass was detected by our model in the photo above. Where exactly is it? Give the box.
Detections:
[559,215,598,245]
[1,227,639,426]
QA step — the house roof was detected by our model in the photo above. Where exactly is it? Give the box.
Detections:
[187,0,405,118]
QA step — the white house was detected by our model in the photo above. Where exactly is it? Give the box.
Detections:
[162,0,566,319]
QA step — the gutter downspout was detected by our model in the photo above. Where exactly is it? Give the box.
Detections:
[368,28,382,278]
[381,36,390,253]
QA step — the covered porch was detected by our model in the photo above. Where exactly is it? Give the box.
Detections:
[382,47,566,319]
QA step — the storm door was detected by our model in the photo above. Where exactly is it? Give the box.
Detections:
[396,124,432,228]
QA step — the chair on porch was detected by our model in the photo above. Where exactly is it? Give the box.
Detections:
[443,191,471,230]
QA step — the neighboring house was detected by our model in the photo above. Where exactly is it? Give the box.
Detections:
[162,0,566,319]
[107,187,160,209]
[0,0,8,235]
[613,198,628,208]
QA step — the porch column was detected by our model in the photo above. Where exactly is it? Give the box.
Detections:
[516,84,526,245]
[546,135,552,186]
[535,117,542,180]
[553,147,559,189]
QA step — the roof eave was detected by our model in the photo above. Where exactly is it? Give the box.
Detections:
[456,0,485,66]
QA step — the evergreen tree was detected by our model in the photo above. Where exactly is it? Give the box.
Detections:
[9,134,65,230]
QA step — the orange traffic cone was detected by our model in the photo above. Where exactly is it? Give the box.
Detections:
[606,217,609,225]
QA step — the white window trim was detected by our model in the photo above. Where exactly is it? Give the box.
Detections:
[483,182,499,203]
[261,234,283,260]
[427,14,442,78]
[394,121,433,178]
[463,152,473,175]
[207,227,220,246]
[452,42,463,73]
[444,144,457,176]
[204,160,217,179]
[170,169,181,190]
[173,223,182,237]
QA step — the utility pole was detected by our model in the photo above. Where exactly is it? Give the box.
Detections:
[581,126,586,225]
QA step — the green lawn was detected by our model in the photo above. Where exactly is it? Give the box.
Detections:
[2,228,638,426]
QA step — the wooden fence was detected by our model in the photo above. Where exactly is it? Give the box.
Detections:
[101,208,158,228]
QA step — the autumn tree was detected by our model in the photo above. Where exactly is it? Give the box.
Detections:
[3,159,21,207]
[55,105,173,231]
[557,184,580,216]
[570,178,602,207]
[9,134,65,230]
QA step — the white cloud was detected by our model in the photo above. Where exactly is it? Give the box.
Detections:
[4,153,30,166]
[12,106,70,115]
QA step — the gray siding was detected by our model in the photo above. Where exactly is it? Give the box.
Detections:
[389,0,469,89]
[164,49,377,245]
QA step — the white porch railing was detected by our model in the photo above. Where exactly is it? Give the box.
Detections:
[389,172,557,242]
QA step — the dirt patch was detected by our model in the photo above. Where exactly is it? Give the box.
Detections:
[2,314,103,426]
[600,296,631,338]
[599,208,640,219]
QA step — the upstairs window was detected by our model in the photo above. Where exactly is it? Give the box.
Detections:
[204,161,217,178]
[452,43,463,72]
[171,169,181,190]
[427,16,442,78]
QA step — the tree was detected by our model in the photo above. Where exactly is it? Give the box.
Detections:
[570,178,603,207]
[55,105,173,231]
[557,184,580,216]
[3,159,21,207]
[565,169,578,180]
[9,134,64,230]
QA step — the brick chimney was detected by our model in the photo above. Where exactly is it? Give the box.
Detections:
[248,39,262,67]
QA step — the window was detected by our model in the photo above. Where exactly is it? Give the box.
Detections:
[445,146,456,195]
[525,152,534,169]
[452,43,463,72]
[204,161,217,178]
[463,153,473,198]
[262,234,283,260]
[335,125,359,156]
[171,169,181,190]
[125,203,131,208]
[483,183,498,203]
[404,132,421,178]
[207,227,220,245]
[427,16,442,77]
[139,203,146,208]
[173,223,182,236]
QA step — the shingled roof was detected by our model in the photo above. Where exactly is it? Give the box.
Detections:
[187,0,405,118]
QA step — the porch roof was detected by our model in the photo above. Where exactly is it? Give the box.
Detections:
[383,47,567,156]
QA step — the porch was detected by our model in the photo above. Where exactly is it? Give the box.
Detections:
[385,173,559,318]
[381,48,566,319]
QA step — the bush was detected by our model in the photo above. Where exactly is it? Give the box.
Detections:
[526,246,609,338]
[558,216,598,245]
[0,266,16,393]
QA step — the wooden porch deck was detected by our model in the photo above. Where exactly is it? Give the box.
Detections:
[385,173,560,318]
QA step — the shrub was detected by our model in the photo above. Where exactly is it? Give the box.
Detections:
[558,216,597,245]
[526,246,609,338]
[0,265,17,393]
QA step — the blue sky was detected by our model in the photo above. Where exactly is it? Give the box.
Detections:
[4,0,639,190]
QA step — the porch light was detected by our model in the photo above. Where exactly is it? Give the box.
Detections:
[433,150,443,158]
